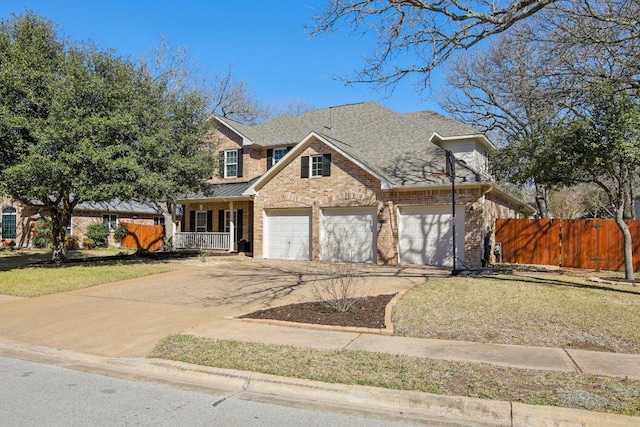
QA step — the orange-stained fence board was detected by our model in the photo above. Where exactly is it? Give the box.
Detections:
[119,222,165,252]
[495,218,640,272]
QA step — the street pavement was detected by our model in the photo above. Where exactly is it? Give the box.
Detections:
[0,355,427,427]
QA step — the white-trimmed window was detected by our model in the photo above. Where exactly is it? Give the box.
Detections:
[195,211,207,233]
[102,214,117,232]
[273,148,288,165]
[311,155,324,177]
[224,150,238,178]
[153,216,165,226]
[66,216,72,236]
[1,207,17,239]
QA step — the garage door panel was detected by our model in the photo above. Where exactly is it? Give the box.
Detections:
[399,206,464,267]
[320,208,376,263]
[264,210,311,261]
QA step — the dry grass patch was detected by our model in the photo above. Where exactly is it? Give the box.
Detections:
[151,334,640,416]
[392,273,640,353]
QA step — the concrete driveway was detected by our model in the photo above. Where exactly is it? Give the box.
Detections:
[0,257,443,358]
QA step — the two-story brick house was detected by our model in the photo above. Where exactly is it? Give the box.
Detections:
[175,102,532,267]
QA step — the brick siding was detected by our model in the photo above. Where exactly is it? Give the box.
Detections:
[253,136,489,266]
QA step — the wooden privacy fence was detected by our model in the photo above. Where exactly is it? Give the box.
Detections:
[119,222,165,252]
[495,218,640,271]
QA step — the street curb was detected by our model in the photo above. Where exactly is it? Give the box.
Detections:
[1,338,637,426]
[108,358,640,427]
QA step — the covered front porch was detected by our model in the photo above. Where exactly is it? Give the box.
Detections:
[175,180,255,253]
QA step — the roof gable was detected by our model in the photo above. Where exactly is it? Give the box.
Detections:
[245,132,390,195]
[227,101,492,189]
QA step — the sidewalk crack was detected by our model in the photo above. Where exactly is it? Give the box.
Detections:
[342,333,362,350]
[563,348,583,373]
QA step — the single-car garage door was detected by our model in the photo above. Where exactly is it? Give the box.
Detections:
[320,207,376,263]
[264,209,311,261]
[398,206,465,267]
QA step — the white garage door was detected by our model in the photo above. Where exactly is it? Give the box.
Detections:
[398,206,465,267]
[320,207,376,263]
[264,209,311,261]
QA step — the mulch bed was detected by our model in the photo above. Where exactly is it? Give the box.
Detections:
[239,293,396,329]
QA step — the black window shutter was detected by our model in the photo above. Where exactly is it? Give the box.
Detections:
[206,211,213,232]
[266,149,273,170]
[218,210,225,232]
[237,148,243,177]
[322,153,332,176]
[301,156,309,178]
[189,210,195,232]
[236,209,243,241]
[180,205,186,232]
[218,152,225,178]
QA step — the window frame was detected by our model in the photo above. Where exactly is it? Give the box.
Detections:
[102,214,118,232]
[310,155,324,177]
[224,149,238,178]
[1,206,17,240]
[153,216,165,226]
[273,148,288,165]
[195,211,207,233]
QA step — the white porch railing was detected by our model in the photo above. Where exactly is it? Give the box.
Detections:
[174,232,231,250]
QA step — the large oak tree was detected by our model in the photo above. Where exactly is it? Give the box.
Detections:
[0,12,215,261]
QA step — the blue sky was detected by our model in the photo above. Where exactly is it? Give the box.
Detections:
[0,1,445,114]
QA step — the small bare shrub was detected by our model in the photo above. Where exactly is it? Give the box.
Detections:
[313,261,366,312]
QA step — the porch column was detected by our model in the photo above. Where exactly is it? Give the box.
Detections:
[228,200,235,252]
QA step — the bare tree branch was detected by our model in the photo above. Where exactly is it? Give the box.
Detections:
[311,0,558,90]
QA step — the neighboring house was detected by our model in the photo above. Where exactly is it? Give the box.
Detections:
[0,195,167,248]
[175,102,533,267]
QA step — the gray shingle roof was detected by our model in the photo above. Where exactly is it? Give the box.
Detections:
[217,102,487,188]
[178,178,259,201]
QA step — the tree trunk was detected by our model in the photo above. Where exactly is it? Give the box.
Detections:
[50,208,68,263]
[535,184,550,218]
[615,204,635,281]
[624,174,635,220]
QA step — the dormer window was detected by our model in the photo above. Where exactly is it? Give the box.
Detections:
[224,150,238,178]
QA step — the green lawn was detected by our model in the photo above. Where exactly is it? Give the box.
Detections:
[392,273,640,354]
[0,249,169,297]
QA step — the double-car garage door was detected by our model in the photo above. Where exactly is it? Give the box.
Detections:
[263,207,376,263]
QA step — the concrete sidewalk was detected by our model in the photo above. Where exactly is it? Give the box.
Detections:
[188,318,640,381]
